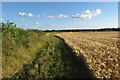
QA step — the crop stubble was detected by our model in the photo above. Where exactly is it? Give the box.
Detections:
[57,31,120,78]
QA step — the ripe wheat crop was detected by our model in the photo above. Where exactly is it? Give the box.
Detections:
[57,31,120,78]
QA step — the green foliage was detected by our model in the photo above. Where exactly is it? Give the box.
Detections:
[2,22,94,79]
[2,22,45,56]
[13,41,65,78]
[2,21,27,45]
[2,21,46,78]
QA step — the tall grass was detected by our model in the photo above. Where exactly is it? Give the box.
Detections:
[2,22,95,79]
[2,22,65,78]
[2,22,46,77]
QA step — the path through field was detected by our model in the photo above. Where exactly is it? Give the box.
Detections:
[12,33,95,79]
[3,31,119,79]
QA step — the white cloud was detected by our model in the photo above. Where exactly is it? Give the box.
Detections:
[18,12,41,18]
[46,14,68,18]
[18,12,34,17]
[95,9,102,15]
[34,22,39,25]
[46,16,54,18]
[57,14,68,18]
[83,10,91,14]
[0,19,4,22]
[72,9,102,19]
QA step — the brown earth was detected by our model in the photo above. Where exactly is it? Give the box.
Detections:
[57,31,120,78]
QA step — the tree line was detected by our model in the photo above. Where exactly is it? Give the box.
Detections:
[44,28,120,32]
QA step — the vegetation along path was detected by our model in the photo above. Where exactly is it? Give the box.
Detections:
[2,22,95,79]
[11,33,95,79]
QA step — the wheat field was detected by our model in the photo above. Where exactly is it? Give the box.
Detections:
[57,31,120,78]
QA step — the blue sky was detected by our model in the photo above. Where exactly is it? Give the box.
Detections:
[2,0,119,2]
[2,2,118,30]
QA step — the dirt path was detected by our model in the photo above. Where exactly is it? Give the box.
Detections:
[55,36,95,79]
[12,34,96,79]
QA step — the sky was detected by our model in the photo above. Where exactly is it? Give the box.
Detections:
[1,2,118,30]
[2,0,119,2]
